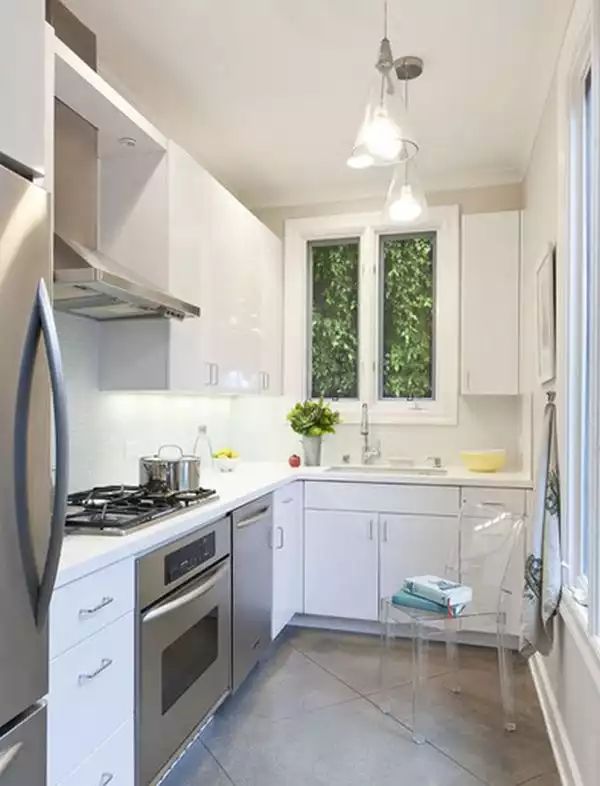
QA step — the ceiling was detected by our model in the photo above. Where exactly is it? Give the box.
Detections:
[63,0,573,209]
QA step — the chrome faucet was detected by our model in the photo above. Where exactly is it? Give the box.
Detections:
[360,403,381,465]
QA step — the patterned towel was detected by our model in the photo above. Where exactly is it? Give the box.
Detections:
[520,397,562,657]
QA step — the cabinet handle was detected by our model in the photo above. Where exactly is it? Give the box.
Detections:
[466,371,471,391]
[265,372,270,390]
[368,519,374,540]
[482,501,506,509]
[281,497,293,505]
[214,363,219,386]
[382,519,388,542]
[79,596,114,619]
[205,362,213,386]
[78,657,113,686]
[100,774,114,786]
[277,526,284,549]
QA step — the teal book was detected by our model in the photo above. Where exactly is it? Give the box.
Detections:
[391,588,465,617]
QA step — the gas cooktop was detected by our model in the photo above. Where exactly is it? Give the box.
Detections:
[65,484,218,535]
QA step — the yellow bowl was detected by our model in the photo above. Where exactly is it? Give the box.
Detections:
[460,449,506,473]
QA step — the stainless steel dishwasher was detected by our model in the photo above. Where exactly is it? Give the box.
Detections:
[232,495,273,690]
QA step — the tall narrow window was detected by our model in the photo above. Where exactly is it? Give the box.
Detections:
[581,68,592,577]
[379,232,435,399]
[309,239,359,398]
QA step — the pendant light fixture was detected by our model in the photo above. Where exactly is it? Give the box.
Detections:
[384,158,427,223]
[347,1,419,169]
[384,56,427,223]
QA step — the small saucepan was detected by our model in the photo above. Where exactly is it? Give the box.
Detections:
[139,444,201,492]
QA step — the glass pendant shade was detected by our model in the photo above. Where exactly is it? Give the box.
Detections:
[384,160,428,223]
[347,72,419,169]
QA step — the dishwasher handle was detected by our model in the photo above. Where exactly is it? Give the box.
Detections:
[235,507,271,529]
[142,560,229,623]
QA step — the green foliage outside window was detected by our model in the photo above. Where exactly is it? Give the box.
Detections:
[310,239,359,398]
[381,233,435,399]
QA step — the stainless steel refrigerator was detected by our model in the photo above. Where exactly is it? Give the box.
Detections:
[0,162,68,784]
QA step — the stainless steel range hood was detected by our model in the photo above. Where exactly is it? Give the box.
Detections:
[53,234,201,321]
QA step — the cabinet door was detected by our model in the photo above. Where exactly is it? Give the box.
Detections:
[379,514,459,601]
[304,510,378,621]
[0,0,45,174]
[272,483,303,638]
[461,211,520,395]
[167,143,215,391]
[258,224,283,395]
[209,181,261,393]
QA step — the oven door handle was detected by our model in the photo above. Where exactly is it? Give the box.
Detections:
[141,561,230,624]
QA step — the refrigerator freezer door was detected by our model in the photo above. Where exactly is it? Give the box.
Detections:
[0,163,52,730]
[0,703,46,786]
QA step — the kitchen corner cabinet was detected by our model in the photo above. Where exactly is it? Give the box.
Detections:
[304,510,379,621]
[99,141,282,394]
[0,0,46,175]
[461,211,520,395]
[272,483,304,638]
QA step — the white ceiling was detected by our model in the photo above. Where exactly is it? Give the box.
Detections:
[63,0,573,209]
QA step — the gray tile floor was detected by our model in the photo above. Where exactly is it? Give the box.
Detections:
[163,628,560,786]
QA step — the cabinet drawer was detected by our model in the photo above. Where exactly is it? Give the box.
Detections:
[460,487,527,517]
[305,481,459,516]
[59,718,134,786]
[48,612,134,786]
[274,481,303,509]
[50,559,134,659]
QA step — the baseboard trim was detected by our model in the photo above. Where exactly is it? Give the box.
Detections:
[529,654,584,786]
[290,614,519,649]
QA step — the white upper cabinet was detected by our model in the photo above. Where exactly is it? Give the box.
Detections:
[98,141,283,394]
[461,211,520,395]
[0,0,46,175]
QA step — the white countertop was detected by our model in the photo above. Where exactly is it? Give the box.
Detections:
[56,462,532,589]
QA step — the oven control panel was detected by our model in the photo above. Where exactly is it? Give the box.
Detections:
[164,531,216,585]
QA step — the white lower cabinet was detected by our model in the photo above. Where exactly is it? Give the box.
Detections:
[304,510,379,621]
[48,611,135,786]
[59,719,134,786]
[272,483,304,638]
[379,514,459,601]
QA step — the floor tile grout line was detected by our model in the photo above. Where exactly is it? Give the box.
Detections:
[200,739,238,785]
[289,640,492,785]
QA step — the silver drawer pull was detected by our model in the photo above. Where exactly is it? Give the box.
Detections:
[78,657,113,685]
[100,774,114,786]
[281,498,293,505]
[79,596,114,619]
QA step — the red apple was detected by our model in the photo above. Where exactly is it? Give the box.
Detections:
[288,454,301,468]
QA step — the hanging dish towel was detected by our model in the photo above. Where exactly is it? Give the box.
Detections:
[520,396,562,658]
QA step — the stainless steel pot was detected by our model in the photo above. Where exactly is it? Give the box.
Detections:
[139,444,201,491]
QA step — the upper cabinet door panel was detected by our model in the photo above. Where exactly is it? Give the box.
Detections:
[0,0,46,175]
[461,211,520,395]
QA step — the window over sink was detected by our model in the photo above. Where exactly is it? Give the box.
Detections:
[286,206,459,424]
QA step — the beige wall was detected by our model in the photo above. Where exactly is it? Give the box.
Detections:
[255,183,524,238]
[522,33,600,786]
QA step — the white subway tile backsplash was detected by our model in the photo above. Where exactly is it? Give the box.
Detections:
[56,313,232,491]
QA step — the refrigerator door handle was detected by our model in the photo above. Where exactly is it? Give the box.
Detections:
[14,279,69,628]
[0,741,22,778]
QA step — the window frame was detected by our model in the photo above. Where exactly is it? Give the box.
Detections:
[284,206,460,425]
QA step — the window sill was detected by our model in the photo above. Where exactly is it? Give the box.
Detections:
[324,400,458,427]
[560,589,600,693]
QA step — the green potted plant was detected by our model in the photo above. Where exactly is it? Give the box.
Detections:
[286,398,341,466]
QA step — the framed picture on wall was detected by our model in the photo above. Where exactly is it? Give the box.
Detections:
[536,244,556,384]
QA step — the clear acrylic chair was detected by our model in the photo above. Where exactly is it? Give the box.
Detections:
[379,502,525,744]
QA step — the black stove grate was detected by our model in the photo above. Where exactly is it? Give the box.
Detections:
[65,484,218,534]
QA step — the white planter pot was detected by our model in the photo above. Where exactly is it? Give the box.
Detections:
[302,435,323,467]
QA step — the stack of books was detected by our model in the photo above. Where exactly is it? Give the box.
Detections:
[392,575,473,617]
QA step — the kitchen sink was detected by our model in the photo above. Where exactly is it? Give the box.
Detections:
[325,465,448,476]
